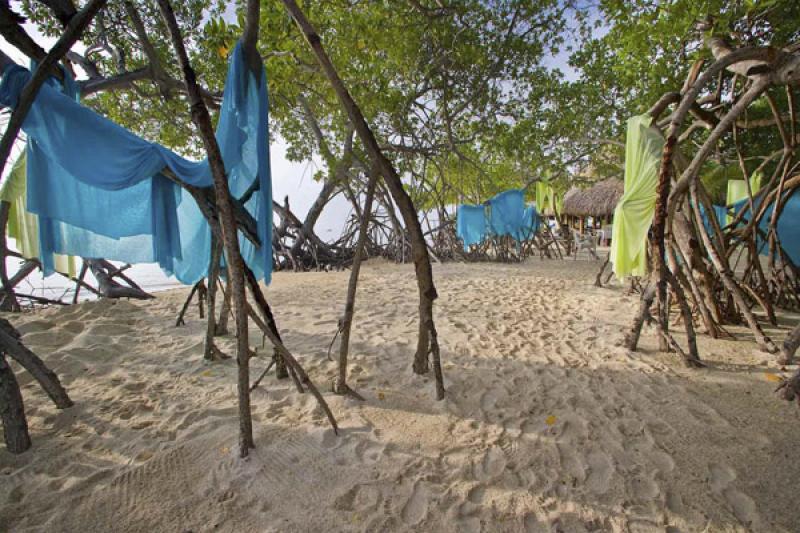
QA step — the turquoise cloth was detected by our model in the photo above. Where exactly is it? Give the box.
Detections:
[456,189,539,250]
[456,189,541,251]
[456,204,486,250]
[0,41,272,284]
[731,189,800,266]
[488,189,525,237]
[714,205,728,227]
[517,206,540,241]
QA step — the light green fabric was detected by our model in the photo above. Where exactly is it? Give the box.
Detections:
[0,152,77,277]
[535,181,556,213]
[610,115,665,279]
[726,173,762,223]
[749,170,762,194]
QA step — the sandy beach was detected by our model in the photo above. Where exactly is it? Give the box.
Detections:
[1,259,799,532]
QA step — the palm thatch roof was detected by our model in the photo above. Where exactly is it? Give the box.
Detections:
[561,178,624,217]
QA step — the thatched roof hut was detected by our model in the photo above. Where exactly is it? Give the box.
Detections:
[561,178,623,218]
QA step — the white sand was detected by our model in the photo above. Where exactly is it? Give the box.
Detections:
[1,259,799,532]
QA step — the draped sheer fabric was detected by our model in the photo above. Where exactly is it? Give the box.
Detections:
[456,204,486,251]
[456,189,539,250]
[730,190,800,266]
[610,115,664,279]
[0,151,77,276]
[0,41,272,285]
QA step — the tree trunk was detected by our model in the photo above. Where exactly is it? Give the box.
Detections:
[665,245,702,366]
[217,277,231,336]
[625,282,656,351]
[157,0,254,456]
[243,267,287,380]
[0,318,72,409]
[281,0,444,398]
[87,259,153,300]
[688,183,777,353]
[334,175,377,396]
[0,201,20,311]
[204,237,222,360]
[779,323,800,365]
[175,281,200,326]
[289,175,336,258]
[652,135,676,352]
[72,261,88,304]
[0,352,31,453]
[243,266,338,432]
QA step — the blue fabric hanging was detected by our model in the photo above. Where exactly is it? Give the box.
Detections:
[488,189,525,237]
[456,204,486,251]
[699,204,728,235]
[516,205,540,241]
[732,189,800,266]
[0,41,272,285]
[714,205,728,228]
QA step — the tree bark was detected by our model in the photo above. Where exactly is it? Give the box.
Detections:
[0,318,72,409]
[280,0,444,398]
[779,323,800,366]
[0,201,20,311]
[175,281,200,326]
[204,237,222,360]
[156,0,254,456]
[625,282,656,351]
[86,260,153,300]
[652,135,676,352]
[244,267,338,432]
[334,174,377,396]
[217,277,231,336]
[0,0,108,177]
[0,352,31,453]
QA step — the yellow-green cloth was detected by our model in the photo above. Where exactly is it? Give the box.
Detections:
[610,115,665,279]
[535,181,556,213]
[0,152,77,277]
[726,172,762,224]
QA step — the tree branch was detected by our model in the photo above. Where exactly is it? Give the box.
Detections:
[0,0,108,179]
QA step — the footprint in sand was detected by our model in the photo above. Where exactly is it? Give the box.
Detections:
[557,443,587,485]
[687,404,730,429]
[22,328,76,347]
[648,449,675,475]
[707,463,761,529]
[629,472,660,502]
[474,446,507,481]
[585,450,613,494]
[335,484,380,513]
[467,484,485,505]
[400,481,430,526]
